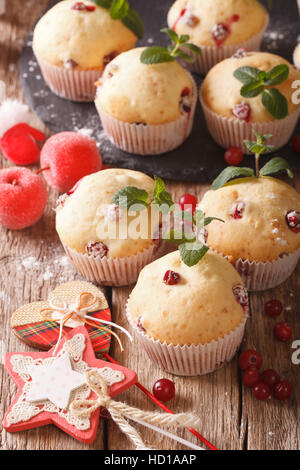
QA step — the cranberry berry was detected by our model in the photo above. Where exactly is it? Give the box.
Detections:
[253,382,271,401]
[179,193,198,213]
[85,241,109,258]
[225,147,243,166]
[136,315,146,333]
[239,350,263,371]
[232,284,248,312]
[71,2,96,11]
[274,322,292,342]
[265,299,283,318]
[163,270,180,285]
[233,102,251,121]
[153,379,175,402]
[242,366,260,388]
[286,210,300,233]
[212,23,229,42]
[260,369,280,390]
[230,201,245,219]
[274,381,293,400]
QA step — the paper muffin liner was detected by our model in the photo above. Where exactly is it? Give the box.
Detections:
[175,17,269,75]
[63,241,163,287]
[213,246,300,292]
[199,89,300,153]
[126,301,247,376]
[34,54,101,102]
[95,74,197,155]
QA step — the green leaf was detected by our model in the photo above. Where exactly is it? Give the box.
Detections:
[240,82,264,98]
[179,242,209,267]
[91,0,113,8]
[174,49,195,62]
[153,176,174,212]
[264,64,289,85]
[212,167,254,190]
[259,157,294,179]
[122,7,144,39]
[110,0,129,19]
[163,230,196,244]
[184,43,201,55]
[140,46,174,64]
[204,217,224,226]
[160,28,179,44]
[112,186,149,210]
[233,66,262,84]
[262,88,288,119]
[194,209,205,226]
[179,34,190,44]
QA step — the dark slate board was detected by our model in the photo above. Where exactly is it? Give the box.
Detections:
[19,0,300,182]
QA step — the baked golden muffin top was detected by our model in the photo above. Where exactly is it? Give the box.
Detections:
[167,0,268,47]
[199,177,300,263]
[201,52,300,122]
[56,168,158,258]
[128,250,247,346]
[95,47,195,125]
[33,0,137,70]
[293,43,300,69]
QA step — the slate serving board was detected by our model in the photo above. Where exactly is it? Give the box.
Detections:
[19,0,300,182]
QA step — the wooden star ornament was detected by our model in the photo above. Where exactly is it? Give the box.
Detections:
[3,326,137,444]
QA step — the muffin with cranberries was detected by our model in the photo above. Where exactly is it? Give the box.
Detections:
[167,0,268,74]
[56,168,161,286]
[198,177,300,291]
[95,47,197,155]
[33,0,139,101]
[200,51,300,152]
[127,249,248,375]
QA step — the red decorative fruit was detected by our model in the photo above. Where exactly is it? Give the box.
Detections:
[153,379,175,402]
[242,366,260,388]
[238,350,262,371]
[273,380,293,400]
[291,134,300,154]
[0,167,47,230]
[225,147,243,165]
[163,270,180,285]
[0,123,45,165]
[40,132,102,193]
[274,322,292,342]
[286,210,300,233]
[179,193,198,214]
[253,382,271,400]
[260,369,280,390]
[265,299,283,318]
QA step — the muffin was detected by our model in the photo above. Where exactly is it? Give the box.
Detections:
[95,47,197,155]
[167,0,269,74]
[293,43,300,69]
[127,250,248,376]
[198,176,300,291]
[33,0,138,101]
[200,52,300,152]
[56,168,162,286]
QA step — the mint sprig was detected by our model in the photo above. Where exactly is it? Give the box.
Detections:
[91,0,144,38]
[233,64,289,119]
[140,28,201,65]
[212,130,293,190]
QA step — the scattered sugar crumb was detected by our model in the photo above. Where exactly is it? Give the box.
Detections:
[275,237,287,246]
[268,432,275,437]
[272,228,279,234]
[77,128,94,138]
[22,256,40,270]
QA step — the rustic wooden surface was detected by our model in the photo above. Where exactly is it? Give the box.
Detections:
[0,0,299,451]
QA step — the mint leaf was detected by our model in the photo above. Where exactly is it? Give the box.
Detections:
[212,167,254,190]
[194,209,204,226]
[153,176,174,212]
[160,27,179,44]
[264,64,289,85]
[204,216,224,226]
[240,82,264,98]
[184,43,201,55]
[110,0,129,19]
[262,88,288,119]
[163,230,196,244]
[259,157,294,179]
[234,66,262,84]
[112,186,149,210]
[122,7,144,39]
[179,242,209,267]
[174,49,195,62]
[140,46,174,64]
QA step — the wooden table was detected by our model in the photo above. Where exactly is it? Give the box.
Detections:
[0,0,299,451]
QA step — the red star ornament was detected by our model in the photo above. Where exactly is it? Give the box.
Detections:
[3,326,137,444]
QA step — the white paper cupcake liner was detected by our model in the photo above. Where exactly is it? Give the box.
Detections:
[34,54,101,102]
[95,74,197,155]
[199,90,300,153]
[126,301,247,376]
[172,17,269,75]
[63,242,163,287]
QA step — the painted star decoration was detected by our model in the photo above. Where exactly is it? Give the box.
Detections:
[3,326,137,443]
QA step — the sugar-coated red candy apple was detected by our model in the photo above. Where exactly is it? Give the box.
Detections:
[0,123,45,165]
[40,132,102,193]
[0,167,47,230]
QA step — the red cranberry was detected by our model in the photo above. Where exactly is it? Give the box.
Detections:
[71,2,95,11]
[136,315,146,332]
[274,381,293,400]
[179,89,192,114]
[231,14,240,22]
[286,210,300,233]
[181,87,191,97]
[225,147,243,165]
[163,270,180,285]
[183,11,199,27]
[232,284,248,312]
[179,193,197,213]
[242,366,260,388]
[291,134,300,154]
[274,322,292,342]
[260,369,280,390]
[253,382,271,400]
[64,59,78,69]
[265,299,282,318]
[103,51,118,66]
[232,47,247,59]
[153,379,175,402]
[239,350,263,371]
[85,241,109,258]
[230,201,245,219]
[212,23,229,42]
[232,102,251,121]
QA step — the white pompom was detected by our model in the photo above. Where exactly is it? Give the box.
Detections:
[0,99,31,138]
[0,0,5,16]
